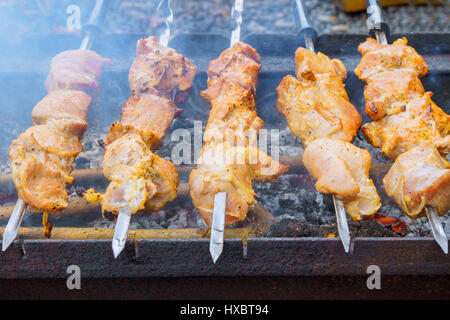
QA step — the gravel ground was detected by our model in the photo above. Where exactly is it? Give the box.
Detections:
[0,0,449,41]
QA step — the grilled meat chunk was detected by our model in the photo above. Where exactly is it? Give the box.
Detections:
[276,74,361,146]
[190,143,288,226]
[98,133,178,214]
[303,138,381,221]
[383,144,450,218]
[92,37,196,215]
[128,36,197,103]
[276,48,361,147]
[31,90,91,138]
[10,48,109,213]
[105,92,180,150]
[45,49,112,92]
[276,46,380,219]
[354,37,428,81]
[355,37,449,159]
[189,42,288,227]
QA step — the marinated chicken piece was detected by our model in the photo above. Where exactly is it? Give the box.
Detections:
[32,90,91,124]
[10,49,109,214]
[362,92,450,159]
[202,78,264,147]
[93,133,178,215]
[295,47,347,82]
[276,47,380,219]
[207,41,261,92]
[45,49,112,92]
[383,145,450,218]
[105,92,180,150]
[276,48,361,147]
[189,42,288,227]
[91,37,196,216]
[362,70,425,120]
[190,143,288,226]
[355,38,450,159]
[128,36,197,103]
[303,138,381,221]
[354,37,428,81]
[9,122,83,212]
[31,90,91,138]
[277,74,361,146]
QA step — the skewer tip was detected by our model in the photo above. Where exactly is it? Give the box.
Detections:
[210,192,226,263]
[333,194,351,254]
[112,210,131,259]
[2,231,15,251]
[425,206,448,254]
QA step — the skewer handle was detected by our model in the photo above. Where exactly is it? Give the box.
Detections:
[157,0,174,47]
[80,0,108,50]
[366,0,390,41]
[230,0,244,46]
[293,0,318,50]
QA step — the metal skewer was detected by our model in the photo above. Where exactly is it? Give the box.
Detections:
[2,0,107,252]
[295,0,351,253]
[425,206,448,254]
[209,0,244,264]
[111,0,176,258]
[366,0,447,254]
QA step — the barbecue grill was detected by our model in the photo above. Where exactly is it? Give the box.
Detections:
[0,0,448,299]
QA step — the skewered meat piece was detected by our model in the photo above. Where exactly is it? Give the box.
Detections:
[129,36,197,103]
[10,49,110,213]
[105,91,181,150]
[31,90,91,138]
[303,138,381,221]
[201,78,264,147]
[189,42,288,227]
[45,50,112,93]
[355,37,450,159]
[276,47,380,219]
[276,48,361,147]
[88,133,178,214]
[191,143,288,226]
[383,144,450,218]
[355,38,428,81]
[88,36,196,216]
[9,90,91,211]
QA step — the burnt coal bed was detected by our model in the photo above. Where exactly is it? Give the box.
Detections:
[0,33,449,240]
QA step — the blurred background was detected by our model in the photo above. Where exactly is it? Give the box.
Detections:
[0,0,448,44]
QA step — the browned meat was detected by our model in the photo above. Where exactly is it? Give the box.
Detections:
[190,144,288,226]
[276,46,378,219]
[383,144,450,218]
[92,133,178,214]
[207,41,261,92]
[89,37,196,216]
[355,37,449,159]
[128,36,197,103]
[105,92,180,150]
[31,90,91,138]
[10,49,110,213]
[276,47,361,147]
[303,138,381,221]
[189,42,288,227]
[355,37,428,81]
[45,49,112,93]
